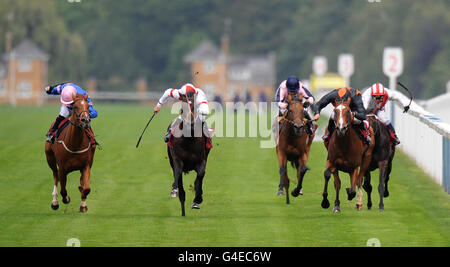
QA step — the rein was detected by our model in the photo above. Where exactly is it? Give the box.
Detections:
[56,97,92,154]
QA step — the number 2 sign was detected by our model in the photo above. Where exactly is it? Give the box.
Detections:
[383,47,403,78]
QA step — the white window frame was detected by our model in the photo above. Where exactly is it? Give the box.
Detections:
[18,59,32,72]
[17,81,32,98]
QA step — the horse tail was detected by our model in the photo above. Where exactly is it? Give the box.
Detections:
[290,161,299,169]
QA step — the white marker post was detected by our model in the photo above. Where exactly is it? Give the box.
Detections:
[313,56,328,78]
[383,47,404,126]
[338,54,354,87]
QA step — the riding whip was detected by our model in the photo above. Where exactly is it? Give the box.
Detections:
[397,82,413,113]
[136,112,156,148]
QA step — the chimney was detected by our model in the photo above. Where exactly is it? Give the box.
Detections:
[221,34,229,55]
[5,32,12,54]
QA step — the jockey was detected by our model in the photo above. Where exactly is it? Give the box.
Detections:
[312,87,371,144]
[362,83,410,146]
[45,83,98,142]
[153,83,211,143]
[275,75,315,134]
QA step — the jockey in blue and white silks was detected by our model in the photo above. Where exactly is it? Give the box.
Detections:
[45,83,98,142]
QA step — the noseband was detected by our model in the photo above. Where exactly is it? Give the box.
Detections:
[71,98,90,128]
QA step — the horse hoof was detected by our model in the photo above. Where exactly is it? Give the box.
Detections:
[62,196,70,205]
[277,189,285,196]
[332,206,341,213]
[321,199,330,209]
[51,203,59,210]
[170,189,178,198]
[355,204,363,211]
[79,206,88,213]
[191,203,200,209]
[346,188,356,200]
[379,208,384,212]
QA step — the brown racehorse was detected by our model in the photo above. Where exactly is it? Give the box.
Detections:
[167,91,210,216]
[276,92,314,204]
[321,98,374,212]
[363,98,395,211]
[45,94,96,213]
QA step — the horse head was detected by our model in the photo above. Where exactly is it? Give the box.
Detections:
[284,92,305,135]
[71,93,91,129]
[333,97,353,137]
[180,91,196,124]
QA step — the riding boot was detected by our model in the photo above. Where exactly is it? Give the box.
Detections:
[165,117,182,143]
[202,121,213,149]
[322,118,335,142]
[387,123,400,146]
[46,115,65,142]
[360,121,372,144]
[303,111,314,135]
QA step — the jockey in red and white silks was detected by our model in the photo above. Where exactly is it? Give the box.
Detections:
[154,83,211,142]
[361,83,410,145]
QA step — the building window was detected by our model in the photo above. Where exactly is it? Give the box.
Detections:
[17,81,32,98]
[203,61,216,74]
[18,59,32,72]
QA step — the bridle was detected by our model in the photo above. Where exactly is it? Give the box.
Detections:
[70,97,91,128]
[282,94,309,133]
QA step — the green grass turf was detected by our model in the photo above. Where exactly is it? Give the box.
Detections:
[0,103,448,247]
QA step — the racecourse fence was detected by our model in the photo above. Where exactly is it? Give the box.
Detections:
[386,91,450,194]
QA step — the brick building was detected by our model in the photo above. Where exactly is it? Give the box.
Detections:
[0,40,49,105]
[183,36,276,102]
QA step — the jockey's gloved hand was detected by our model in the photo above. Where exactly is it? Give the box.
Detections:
[403,106,410,113]
[352,117,362,124]
[45,86,52,94]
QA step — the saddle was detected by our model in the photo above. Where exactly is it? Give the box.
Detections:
[167,124,213,150]
[47,118,98,146]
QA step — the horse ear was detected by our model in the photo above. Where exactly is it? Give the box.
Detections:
[346,97,351,105]
[72,93,77,101]
[84,94,89,100]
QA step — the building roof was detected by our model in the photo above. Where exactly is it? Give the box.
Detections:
[3,39,49,61]
[184,40,220,63]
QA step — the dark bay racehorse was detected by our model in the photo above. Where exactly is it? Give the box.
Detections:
[363,99,395,211]
[321,98,374,212]
[276,92,314,204]
[167,91,210,216]
[45,94,96,213]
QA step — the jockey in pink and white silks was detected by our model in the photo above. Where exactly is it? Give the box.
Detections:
[153,83,211,142]
[274,76,316,136]
[362,83,410,146]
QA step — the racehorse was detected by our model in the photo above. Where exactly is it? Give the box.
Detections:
[167,91,210,216]
[45,94,96,213]
[363,98,395,211]
[321,98,374,212]
[276,92,314,204]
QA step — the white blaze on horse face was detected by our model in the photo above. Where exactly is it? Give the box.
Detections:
[337,104,345,129]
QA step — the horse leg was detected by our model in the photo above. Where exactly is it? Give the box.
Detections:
[352,168,364,211]
[346,169,358,201]
[79,166,91,213]
[58,169,70,205]
[332,169,341,213]
[378,160,388,212]
[384,150,394,198]
[177,173,186,217]
[46,146,60,210]
[277,153,289,204]
[292,156,308,197]
[192,162,206,209]
[363,171,373,210]
[321,161,332,209]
